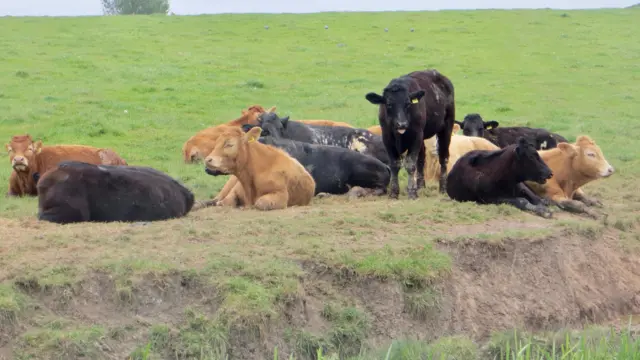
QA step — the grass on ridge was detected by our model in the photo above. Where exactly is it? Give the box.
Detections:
[0,7,639,360]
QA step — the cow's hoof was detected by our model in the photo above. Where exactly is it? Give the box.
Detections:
[389,193,399,200]
[539,197,553,207]
[407,191,419,200]
[316,192,332,199]
[584,197,603,208]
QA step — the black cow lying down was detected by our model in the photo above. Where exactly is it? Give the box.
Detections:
[231,125,391,196]
[445,137,554,218]
[37,161,197,224]
[455,113,568,150]
[256,112,390,166]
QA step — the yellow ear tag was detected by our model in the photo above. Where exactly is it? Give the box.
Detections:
[411,98,419,104]
[248,137,256,143]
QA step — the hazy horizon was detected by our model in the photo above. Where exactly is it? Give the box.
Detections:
[0,0,636,17]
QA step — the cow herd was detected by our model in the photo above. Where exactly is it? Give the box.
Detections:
[5,68,615,224]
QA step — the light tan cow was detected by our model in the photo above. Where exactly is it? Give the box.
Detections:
[525,135,615,218]
[204,126,315,211]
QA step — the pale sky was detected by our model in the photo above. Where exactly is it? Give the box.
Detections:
[0,0,635,17]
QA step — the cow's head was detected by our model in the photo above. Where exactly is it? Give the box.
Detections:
[239,105,276,125]
[5,134,42,172]
[515,136,553,184]
[257,112,289,139]
[365,81,425,135]
[557,136,614,179]
[454,113,499,137]
[204,126,262,176]
[241,124,272,138]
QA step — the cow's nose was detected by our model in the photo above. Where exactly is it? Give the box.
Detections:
[608,166,615,175]
[13,156,24,162]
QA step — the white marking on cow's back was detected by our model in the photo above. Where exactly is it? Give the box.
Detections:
[349,137,368,153]
[431,83,443,102]
[98,165,109,171]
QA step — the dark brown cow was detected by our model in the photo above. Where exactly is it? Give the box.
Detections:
[446,137,554,218]
[365,69,456,199]
[5,134,128,197]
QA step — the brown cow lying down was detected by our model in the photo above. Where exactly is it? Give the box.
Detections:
[204,126,315,210]
[297,120,354,128]
[424,123,500,182]
[182,105,276,163]
[525,135,615,218]
[5,134,128,197]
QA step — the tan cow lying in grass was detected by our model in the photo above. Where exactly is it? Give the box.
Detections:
[525,135,615,218]
[297,120,354,128]
[423,124,500,182]
[5,134,128,197]
[182,105,275,163]
[204,126,315,210]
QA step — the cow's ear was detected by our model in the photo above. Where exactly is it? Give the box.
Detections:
[365,92,385,105]
[241,109,249,116]
[244,126,262,143]
[4,143,10,153]
[280,116,290,128]
[454,120,464,129]
[34,140,43,154]
[484,121,499,130]
[241,124,254,133]
[557,142,577,157]
[266,106,276,113]
[409,90,425,104]
[452,123,461,134]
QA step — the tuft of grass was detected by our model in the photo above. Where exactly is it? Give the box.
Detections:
[403,287,441,321]
[0,283,26,326]
[15,325,106,359]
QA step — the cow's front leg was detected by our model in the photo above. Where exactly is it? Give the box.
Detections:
[572,187,603,207]
[404,152,420,200]
[386,151,401,200]
[517,182,551,206]
[496,196,553,219]
[415,141,426,190]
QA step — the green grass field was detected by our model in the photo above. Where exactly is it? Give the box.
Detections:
[1,8,640,360]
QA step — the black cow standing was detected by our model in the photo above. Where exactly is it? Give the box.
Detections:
[256,112,390,166]
[445,137,554,218]
[455,113,568,150]
[36,161,196,224]
[365,69,455,199]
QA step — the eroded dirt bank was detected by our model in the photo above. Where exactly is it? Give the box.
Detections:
[2,228,640,359]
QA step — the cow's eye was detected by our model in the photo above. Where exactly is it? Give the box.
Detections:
[586,152,595,158]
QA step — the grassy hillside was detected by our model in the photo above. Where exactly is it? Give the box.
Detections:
[1,8,640,360]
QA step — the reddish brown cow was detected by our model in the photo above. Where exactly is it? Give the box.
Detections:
[5,134,128,197]
[182,105,276,163]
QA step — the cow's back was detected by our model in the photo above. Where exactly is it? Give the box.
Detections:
[38,161,194,223]
[37,145,104,173]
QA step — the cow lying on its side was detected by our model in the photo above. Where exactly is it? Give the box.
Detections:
[446,137,554,218]
[204,126,315,211]
[6,134,128,197]
[37,161,196,224]
[455,113,568,150]
[525,135,615,218]
[207,125,390,201]
[182,105,275,163]
[256,112,390,165]
[424,123,500,182]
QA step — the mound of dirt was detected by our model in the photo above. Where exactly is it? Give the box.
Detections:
[2,228,640,359]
